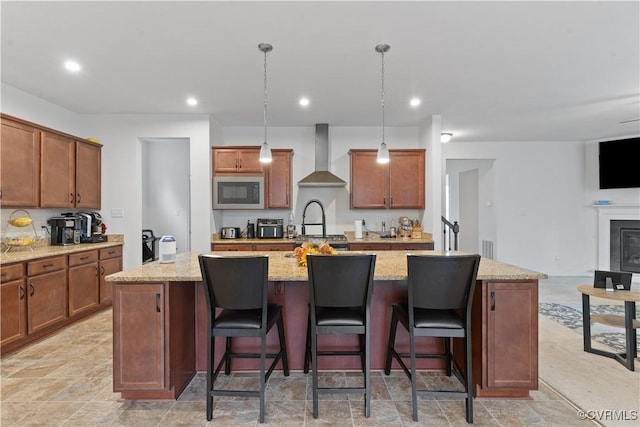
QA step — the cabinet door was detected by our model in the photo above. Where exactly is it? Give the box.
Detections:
[486,281,538,389]
[40,131,75,208]
[213,147,263,174]
[393,242,434,250]
[388,150,425,209]
[350,150,387,209]
[265,149,292,209]
[113,283,166,391]
[237,149,263,173]
[254,243,295,251]
[75,140,101,209]
[99,256,122,304]
[0,117,40,207]
[68,263,100,317]
[27,270,67,334]
[1,279,27,346]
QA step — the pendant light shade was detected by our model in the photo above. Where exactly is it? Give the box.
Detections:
[375,44,391,164]
[258,43,273,163]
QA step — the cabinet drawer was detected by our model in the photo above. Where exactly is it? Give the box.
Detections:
[211,244,254,251]
[349,243,390,251]
[393,243,434,250]
[255,243,295,251]
[27,256,66,276]
[69,250,99,267]
[1,263,25,283]
[100,246,122,260]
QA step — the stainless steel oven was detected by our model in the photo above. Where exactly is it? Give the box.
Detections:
[213,176,264,210]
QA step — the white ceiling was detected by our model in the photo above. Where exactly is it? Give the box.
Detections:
[2,1,639,142]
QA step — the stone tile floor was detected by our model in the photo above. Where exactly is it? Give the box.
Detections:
[1,278,602,426]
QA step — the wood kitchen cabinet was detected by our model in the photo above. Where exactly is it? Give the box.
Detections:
[26,256,68,335]
[349,149,425,209]
[113,281,195,399]
[468,280,539,397]
[0,263,27,347]
[41,134,102,209]
[99,246,122,304]
[211,242,296,251]
[349,241,434,251]
[265,149,293,209]
[0,116,40,207]
[68,250,100,317]
[212,146,263,174]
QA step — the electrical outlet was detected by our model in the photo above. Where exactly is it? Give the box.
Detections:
[554,255,560,261]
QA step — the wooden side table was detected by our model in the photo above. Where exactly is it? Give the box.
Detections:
[577,284,640,371]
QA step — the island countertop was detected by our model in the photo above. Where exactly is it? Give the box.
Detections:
[106,250,547,282]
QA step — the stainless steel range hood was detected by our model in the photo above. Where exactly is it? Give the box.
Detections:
[298,124,347,187]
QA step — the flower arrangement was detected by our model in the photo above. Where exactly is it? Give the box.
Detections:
[293,241,337,267]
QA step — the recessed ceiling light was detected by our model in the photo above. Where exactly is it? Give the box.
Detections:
[299,97,310,107]
[186,97,198,106]
[409,98,421,107]
[64,60,81,73]
[441,133,453,143]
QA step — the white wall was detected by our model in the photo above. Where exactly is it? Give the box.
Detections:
[444,140,590,275]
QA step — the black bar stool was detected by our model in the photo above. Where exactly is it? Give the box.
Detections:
[198,254,289,423]
[303,253,376,418]
[384,254,480,423]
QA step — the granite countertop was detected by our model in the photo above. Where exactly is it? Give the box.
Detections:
[0,235,124,264]
[106,250,547,283]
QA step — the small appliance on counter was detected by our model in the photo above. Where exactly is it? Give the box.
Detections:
[159,235,176,263]
[246,221,255,239]
[48,215,81,246]
[257,218,284,239]
[78,212,108,243]
[220,227,242,239]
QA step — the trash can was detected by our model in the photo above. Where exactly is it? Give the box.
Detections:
[142,229,160,263]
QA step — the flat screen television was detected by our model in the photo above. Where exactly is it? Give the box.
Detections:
[598,137,640,189]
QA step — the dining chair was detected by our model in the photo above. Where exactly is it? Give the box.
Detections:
[303,253,376,418]
[384,253,480,423]
[198,254,289,423]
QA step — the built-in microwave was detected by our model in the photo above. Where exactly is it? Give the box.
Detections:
[213,176,264,209]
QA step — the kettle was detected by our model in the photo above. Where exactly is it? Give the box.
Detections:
[159,235,176,263]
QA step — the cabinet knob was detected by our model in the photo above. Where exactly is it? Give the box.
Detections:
[70,193,75,203]
[77,193,81,203]
[490,291,496,311]
[20,285,26,300]
[29,282,35,296]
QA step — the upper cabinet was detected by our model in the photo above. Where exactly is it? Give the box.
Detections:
[0,114,101,210]
[350,149,425,209]
[0,117,41,207]
[265,149,293,209]
[212,147,263,174]
[40,134,101,209]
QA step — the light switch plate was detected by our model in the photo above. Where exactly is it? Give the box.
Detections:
[111,208,124,218]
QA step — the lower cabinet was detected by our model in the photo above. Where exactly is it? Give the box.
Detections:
[68,251,100,317]
[99,246,122,303]
[211,242,296,251]
[349,242,434,251]
[0,264,27,347]
[0,244,123,355]
[469,280,538,397]
[113,281,196,399]
[26,256,68,334]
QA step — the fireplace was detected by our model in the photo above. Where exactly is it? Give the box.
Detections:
[595,204,640,272]
[610,220,640,273]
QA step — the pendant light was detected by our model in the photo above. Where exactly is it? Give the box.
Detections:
[376,44,390,164]
[258,43,273,163]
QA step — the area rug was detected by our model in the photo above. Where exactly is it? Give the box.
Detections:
[539,302,638,354]
[537,304,640,427]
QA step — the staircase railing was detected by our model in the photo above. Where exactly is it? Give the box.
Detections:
[441,216,459,251]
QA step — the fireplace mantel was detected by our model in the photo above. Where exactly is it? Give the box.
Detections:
[594,204,640,271]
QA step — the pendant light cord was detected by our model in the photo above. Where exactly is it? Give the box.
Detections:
[381,48,385,145]
[263,47,268,144]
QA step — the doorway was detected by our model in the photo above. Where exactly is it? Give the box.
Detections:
[446,159,496,257]
[141,138,191,254]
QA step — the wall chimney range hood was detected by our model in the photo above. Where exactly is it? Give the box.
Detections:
[298,124,347,187]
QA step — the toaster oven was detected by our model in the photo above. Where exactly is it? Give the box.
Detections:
[256,218,283,239]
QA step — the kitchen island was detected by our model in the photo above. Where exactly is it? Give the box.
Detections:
[107,250,547,400]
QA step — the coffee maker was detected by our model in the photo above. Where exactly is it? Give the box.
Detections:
[48,216,81,246]
[78,212,107,243]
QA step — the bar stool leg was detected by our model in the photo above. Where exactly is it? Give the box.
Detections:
[384,309,398,375]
